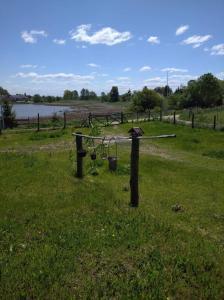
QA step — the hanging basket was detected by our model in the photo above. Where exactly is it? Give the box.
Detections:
[108,156,117,171]
[90,153,97,160]
[78,149,87,157]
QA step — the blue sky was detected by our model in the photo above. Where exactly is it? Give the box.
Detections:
[0,0,224,96]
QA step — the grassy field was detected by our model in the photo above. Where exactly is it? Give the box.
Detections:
[180,107,224,127]
[0,122,224,299]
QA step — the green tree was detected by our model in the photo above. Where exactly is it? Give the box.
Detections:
[100,92,109,102]
[63,90,73,100]
[33,94,42,103]
[0,87,9,97]
[72,90,79,100]
[2,99,16,128]
[121,89,132,102]
[109,86,119,102]
[132,87,163,112]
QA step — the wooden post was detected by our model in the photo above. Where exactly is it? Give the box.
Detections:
[160,110,162,121]
[37,113,40,131]
[213,115,216,130]
[88,113,92,127]
[130,133,140,207]
[106,115,109,126]
[192,113,195,129]
[136,112,139,122]
[173,111,176,125]
[121,112,124,124]
[63,112,66,129]
[76,132,83,178]
[148,110,151,122]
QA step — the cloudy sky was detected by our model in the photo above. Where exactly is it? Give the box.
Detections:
[0,0,224,95]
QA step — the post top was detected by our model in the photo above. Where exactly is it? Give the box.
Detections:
[128,127,144,137]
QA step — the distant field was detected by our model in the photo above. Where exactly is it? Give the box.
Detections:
[1,122,224,299]
[180,107,224,127]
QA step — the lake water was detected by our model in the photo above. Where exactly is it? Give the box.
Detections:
[13,104,74,118]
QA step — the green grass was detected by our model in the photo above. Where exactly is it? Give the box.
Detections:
[0,122,224,299]
[180,107,224,127]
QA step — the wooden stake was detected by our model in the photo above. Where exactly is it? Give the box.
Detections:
[213,115,216,130]
[121,112,124,124]
[130,134,140,207]
[173,111,176,125]
[76,132,83,178]
[63,112,66,129]
[37,113,40,131]
[192,113,195,129]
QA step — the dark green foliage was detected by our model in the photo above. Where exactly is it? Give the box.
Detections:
[109,86,119,102]
[132,86,163,112]
[2,99,16,128]
[32,94,42,103]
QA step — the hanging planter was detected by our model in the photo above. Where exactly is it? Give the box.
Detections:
[78,149,87,157]
[90,153,96,160]
[107,138,118,171]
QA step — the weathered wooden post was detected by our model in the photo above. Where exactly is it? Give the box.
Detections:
[88,113,92,127]
[121,112,124,124]
[128,127,144,207]
[76,132,84,178]
[63,112,66,129]
[192,113,195,129]
[213,115,216,130]
[37,113,40,131]
[148,110,151,122]
[160,110,162,121]
[173,111,176,125]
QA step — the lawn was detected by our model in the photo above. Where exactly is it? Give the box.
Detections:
[0,122,224,299]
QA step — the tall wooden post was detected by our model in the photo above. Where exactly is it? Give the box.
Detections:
[129,129,142,207]
[136,112,139,122]
[173,111,176,125]
[213,115,216,130]
[121,112,124,124]
[37,113,40,131]
[63,112,66,129]
[76,132,83,178]
[88,113,92,127]
[192,113,195,129]
[160,110,162,121]
[148,110,151,122]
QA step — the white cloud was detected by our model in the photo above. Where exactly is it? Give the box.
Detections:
[144,77,164,83]
[147,36,160,44]
[21,30,48,43]
[175,25,189,36]
[216,72,224,79]
[139,66,151,72]
[88,63,100,68]
[117,77,129,80]
[15,72,94,82]
[53,39,66,45]
[182,35,212,48]
[210,44,224,56]
[161,67,188,73]
[20,64,37,69]
[123,67,131,72]
[204,47,209,52]
[70,24,132,46]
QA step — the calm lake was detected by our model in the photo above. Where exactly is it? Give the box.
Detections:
[13,104,74,118]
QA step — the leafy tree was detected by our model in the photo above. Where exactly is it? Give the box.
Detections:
[73,90,79,100]
[80,88,90,100]
[132,87,163,112]
[2,99,16,128]
[63,90,73,100]
[0,87,9,97]
[100,92,109,102]
[121,89,132,102]
[109,86,119,102]
[197,73,223,107]
[89,91,97,99]
[154,86,172,97]
[33,94,42,103]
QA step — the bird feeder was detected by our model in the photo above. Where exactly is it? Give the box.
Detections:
[107,138,118,171]
[78,149,87,157]
[128,127,144,137]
